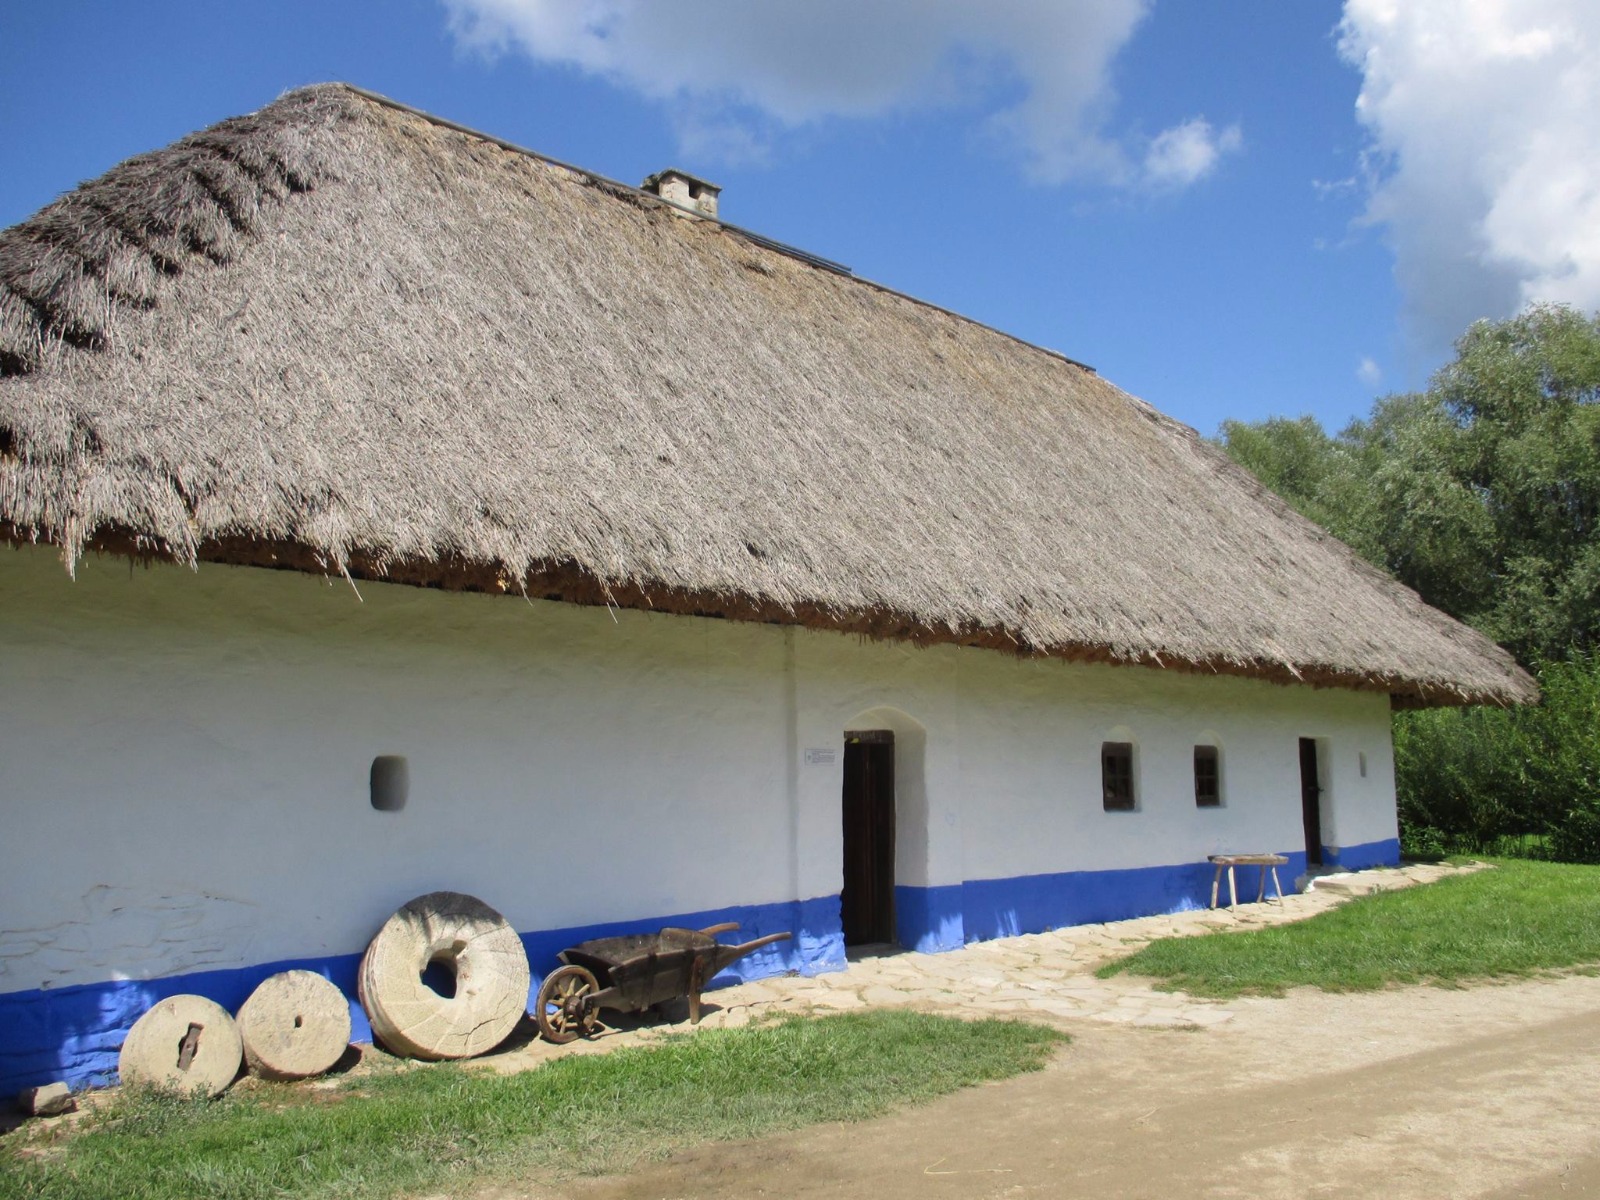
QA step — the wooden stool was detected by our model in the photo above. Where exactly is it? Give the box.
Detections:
[1208,854,1288,909]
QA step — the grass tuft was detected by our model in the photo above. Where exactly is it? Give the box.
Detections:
[0,1011,1063,1200]
[1097,859,1600,998]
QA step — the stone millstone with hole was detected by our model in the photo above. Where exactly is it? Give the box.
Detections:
[237,969,353,1079]
[118,995,243,1096]
[359,891,530,1061]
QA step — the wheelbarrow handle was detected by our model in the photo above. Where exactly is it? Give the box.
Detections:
[699,921,741,936]
[731,931,793,954]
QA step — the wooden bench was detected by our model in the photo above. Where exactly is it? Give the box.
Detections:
[1208,854,1288,909]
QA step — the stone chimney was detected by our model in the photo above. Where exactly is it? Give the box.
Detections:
[641,168,720,220]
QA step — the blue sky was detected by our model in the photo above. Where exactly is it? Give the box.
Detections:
[4,1,1598,437]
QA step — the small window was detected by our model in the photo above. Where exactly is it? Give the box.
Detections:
[1194,745,1221,807]
[1102,742,1135,811]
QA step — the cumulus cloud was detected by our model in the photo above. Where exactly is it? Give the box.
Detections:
[444,0,1237,188]
[1142,118,1242,188]
[1340,0,1600,348]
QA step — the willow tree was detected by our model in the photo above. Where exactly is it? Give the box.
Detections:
[1223,303,1600,667]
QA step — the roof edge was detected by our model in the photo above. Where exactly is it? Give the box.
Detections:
[3,525,1539,709]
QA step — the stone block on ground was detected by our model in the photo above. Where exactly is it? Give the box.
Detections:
[16,1082,74,1117]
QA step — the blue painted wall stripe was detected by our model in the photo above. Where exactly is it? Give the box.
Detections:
[893,883,966,953]
[0,839,1400,1094]
[1323,838,1401,872]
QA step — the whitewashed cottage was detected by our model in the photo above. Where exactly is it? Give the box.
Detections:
[0,85,1533,1092]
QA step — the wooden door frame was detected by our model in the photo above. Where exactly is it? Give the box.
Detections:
[841,729,896,946]
[1298,736,1324,867]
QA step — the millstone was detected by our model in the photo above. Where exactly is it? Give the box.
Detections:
[237,970,352,1080]
[118,995,242,1096]
[358,891,530,1061]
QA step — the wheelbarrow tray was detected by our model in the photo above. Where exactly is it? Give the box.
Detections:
[556,923,791,1016]
[535,922,792,1042]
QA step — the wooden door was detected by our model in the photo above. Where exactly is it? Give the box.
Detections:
[1299,737,1323,866]
[841,731,895,946]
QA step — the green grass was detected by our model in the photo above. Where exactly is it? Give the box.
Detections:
[1097,858,1600,998]
[0,1011,1064,1200]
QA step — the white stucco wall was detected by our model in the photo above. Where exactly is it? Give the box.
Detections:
[950,647,1398,882]
[1,547,1398,996]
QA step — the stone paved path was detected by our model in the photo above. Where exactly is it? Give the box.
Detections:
[475,861,1477,1073]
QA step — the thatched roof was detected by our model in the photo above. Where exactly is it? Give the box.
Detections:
[0,84,1535,707]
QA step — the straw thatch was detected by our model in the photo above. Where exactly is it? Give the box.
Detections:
[0,84,1535,707]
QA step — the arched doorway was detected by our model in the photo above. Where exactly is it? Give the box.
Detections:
[839,707,930,949]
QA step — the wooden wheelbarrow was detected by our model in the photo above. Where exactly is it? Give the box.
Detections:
[533,923,792,1043]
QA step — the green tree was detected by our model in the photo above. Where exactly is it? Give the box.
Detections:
[1220,305,1600,858]
[1420,305,1600,659]
[1216,414,1384,563]
[1221,303,1600,665]
[1395,655,1600,860]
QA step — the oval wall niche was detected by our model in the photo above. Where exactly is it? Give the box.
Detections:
[370,756,409,812]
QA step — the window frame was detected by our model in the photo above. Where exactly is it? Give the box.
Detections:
[1101,741,1136,812]
[1193,744,1221,808]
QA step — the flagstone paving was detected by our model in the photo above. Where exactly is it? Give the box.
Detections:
[475,861,1477,1072]
[687,860,1476,1033]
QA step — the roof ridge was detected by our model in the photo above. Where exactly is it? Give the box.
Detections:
[332,83,1098,377]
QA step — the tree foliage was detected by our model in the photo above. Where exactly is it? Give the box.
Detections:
[1395,655,1600,860]
[1220,304,1600,664]
[1220,305,1600,859]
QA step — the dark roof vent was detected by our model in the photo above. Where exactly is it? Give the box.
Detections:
[641,168,720,220]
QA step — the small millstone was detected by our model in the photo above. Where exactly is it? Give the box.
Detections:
[238,970,352,1080]
[119,995,243,1097]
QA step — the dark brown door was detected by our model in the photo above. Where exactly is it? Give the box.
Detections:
[1299,737,1323,866]
[842,731,895,946]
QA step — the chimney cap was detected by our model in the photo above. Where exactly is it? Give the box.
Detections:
[641,168,722,219]
[641,167,722,195]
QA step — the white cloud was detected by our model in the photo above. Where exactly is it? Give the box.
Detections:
[444,0,1238,188]
[1340,0,1600,348]
[1357,356,1383,387]
[1142,118,1242,188]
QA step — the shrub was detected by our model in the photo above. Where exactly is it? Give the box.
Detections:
[1395,653,1600,861]
[1394,706,1533,851]
[1398,824,1449,861]
[1549,797,1600,864]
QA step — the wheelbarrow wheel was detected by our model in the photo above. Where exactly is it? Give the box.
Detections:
[534,966,601,1044]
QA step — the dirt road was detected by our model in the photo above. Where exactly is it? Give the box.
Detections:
[548,973,1600,1199]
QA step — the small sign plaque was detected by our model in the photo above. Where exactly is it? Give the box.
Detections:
[804,748,837,766]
